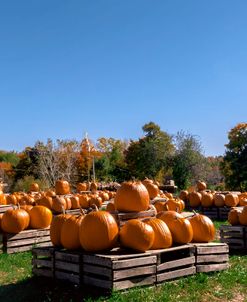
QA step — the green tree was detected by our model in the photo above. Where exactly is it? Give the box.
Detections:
[0,151,20,166]
[172,131,207,189]
[221,123,247,191]
[125,122,174,180]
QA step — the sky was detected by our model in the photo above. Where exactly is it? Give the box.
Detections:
[0,1,246,156]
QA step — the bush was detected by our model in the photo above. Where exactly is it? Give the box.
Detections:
[11,176,49,192]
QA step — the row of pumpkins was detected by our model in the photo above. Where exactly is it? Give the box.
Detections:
[228,206,247,226]
[179,181,247,208]
[50,180,216,252]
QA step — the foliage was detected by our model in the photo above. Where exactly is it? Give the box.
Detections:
[221,123,247,191]
[204,156,224,190]
[172,131,207,189]
[0,151,20,166]
[125,122,174,180]
[12,175,48,192]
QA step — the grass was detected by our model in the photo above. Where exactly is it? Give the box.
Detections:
[0,221,246,302]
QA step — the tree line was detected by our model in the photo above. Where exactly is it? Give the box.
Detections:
[0,122,246,192]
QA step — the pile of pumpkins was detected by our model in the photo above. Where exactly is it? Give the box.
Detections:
[179,181,247,208]
[0,204,52,233]
[228,206,247,226]
[50,180,216,253]
[0,180,115,213]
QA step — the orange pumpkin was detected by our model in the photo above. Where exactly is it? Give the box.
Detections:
[78,194,90,208]
[179,190,189,202]
[90,182,97,193]
[89,195,103,208]
[37,196,53,209]
[0,213,3,231]
[188,192,202,207]
[158,211,193,244]
[114,181,149,212]
[64,197,72,210]
[0,194,7,205]
[225,194,239,207]
[166,198,183,212]
[1,207,30,233]
[79,210,119,252]
[60,214,84,250]
[119,219,154,252]
[29,206,52,229]
[77,182,88,192]
[213,194,225,207]
[106,202,116,212]
[52,196,67,213]
[197,181,207,191]
[239,206,247,225]
[143,182,159,199]
[55,180,70,195]
[201,193,214,207]
[30,182,40,192]
[188,213,215,242]
[70,196,80,209]
[6,194,17,205]
[144,218,172,249]
[228,208,241,225]
[45,189,56,197]
[154,201,167,213]
[50,213,71,246]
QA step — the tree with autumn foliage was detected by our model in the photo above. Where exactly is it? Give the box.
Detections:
[221,123,247,191]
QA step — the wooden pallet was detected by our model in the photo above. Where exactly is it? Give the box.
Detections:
[155,245,196,283]
[82,248,157,290]
[220,225,247,251]
[32,246,55,277]
[201,207,219,220]
[0,227,51,254]
[0,205,12,214]
[193,242,229,273]
[110,208,156,227]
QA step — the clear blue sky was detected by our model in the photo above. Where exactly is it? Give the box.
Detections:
[0,1,246,156]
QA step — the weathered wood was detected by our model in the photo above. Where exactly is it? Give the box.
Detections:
[6,236,50,247]
[156,266,196,283]
[83,264,112,278]
[196,245,229,254]
[112,255,157,270]
[32,267,54,278]
[113,265,156,281]
[55,271,80,284]
[55,251,81,263]
[6,241,52,254]
[157,256,195,272]
[0,205,12,213]
[55,260,80,273]
[4,228,50,240]
[32,258,53,268]
[196,254,229,264]
[32,247,55,257]
[196,263,229,273]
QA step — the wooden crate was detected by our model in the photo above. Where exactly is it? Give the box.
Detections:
[201,207,219,220]
[218,207,231,220]
[0,227,51,254]
[32,246,55,278]
[0,205,12,214]
[54,250,83,285]
[194,242,229,273]
[82,248,157,290]
[220,225,247,251]
[156,245,196,283]
[110,208,156,227]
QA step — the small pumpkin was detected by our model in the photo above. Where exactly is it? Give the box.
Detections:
[30,182,40,192]
[29,206,53,229]
[55,180,70,195]
[77,182,88,192]
[119,219,154,252]
[188,213,215,242]
[106,202,116,212]
[143,182,159,199]
[78,194,90,208]
[70,196,80,209]
[6,194,17,205]
[90,182,97,193]
[179,190,189,202]
[0,194,7,205]
[37,196,53,209]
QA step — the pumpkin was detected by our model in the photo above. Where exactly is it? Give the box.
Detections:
[52,196,67,213]
[0,213,3,231]
[78,194,90,208]
[61,214,84,250]
[239,206,247,225]
[143,182,159,199]
[65,197,72,210]
[1,207,30,233]
[188,192,202,207]
[164,192,173,199]
[37,196,53,209]
[154,201,167,213]
[144,218,172,249]
[89,195,103,208]
[119,219,154,252]
[77,182,88,192]
[55,180,70,195]
[45,189,56,197]
[50,213,71,246]
[90,182,97,193]
[188,213,215,242]
[225,194,239,207]
[213,194,225,207]
[30,182,40,192]
[29,206,52,229]
[228,208,241,225]
[201,192,214,207]
[79,210,118,252]
[99,192,110,202]
[106,202,116,212]
[166,198,183,212]
[0,194,7,205]
[179,190,189,202]
[157,211,193,244]
[114,181,149,212]
[70,196,80,209]
[197,181,207,191]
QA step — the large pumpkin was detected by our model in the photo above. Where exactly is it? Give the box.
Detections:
[157,211,193,244]
[119,219,154,252]
[1,207,30,233]
[55,180,70,195]
[213,194,225,207]
[144,218,172,249]
[239,206,247,225]
[201,193,214,207]
[188,192,202,207]
[228,208,241,225]
[114,181,149,212]
[188,213,215,242]
[60,214,84,250]
[143,182,159,199]
[52,196,67,213]
[50,213,71,246]
[79,210,118,252]
[29,206,52,229]
[225,194,239,207]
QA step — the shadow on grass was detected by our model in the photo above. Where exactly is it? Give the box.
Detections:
[0,276,110,302]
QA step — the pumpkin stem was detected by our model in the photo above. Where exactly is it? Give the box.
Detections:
[91,204,99,211]
[61,206,65,215]
[192,210,197,216]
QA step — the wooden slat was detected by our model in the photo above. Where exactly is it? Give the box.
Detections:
[4,228,50,240]
[220,231,244,238]
[157,256,195,272]
[32,267,53,278]
[55,260,80,273]
[196,254,229,264]
[83,275,112,289]
[6,236,50,247]
[83,264,112,278]
[6,241,52,254]
[55,251,81,263]
[113,265,156,281]
[32,258,53,268]
[220,238,245,245]
[196,263,229,273]
[112,255,157,269]
[32,247,54,257]
[196,245,229,254]
[157,266,196,283]
[113,275,156,290]
[220,225,245,232]
[55,271,80,284]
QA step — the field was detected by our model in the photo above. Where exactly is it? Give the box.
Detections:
[0,221,247,302]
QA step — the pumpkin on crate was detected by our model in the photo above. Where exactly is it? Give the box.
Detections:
[179,190,189,202]
[196,180,207,191]
[78,194,90,208]
[188,212,215,242]
[225,193,239,207]
[0,194,7,205]
[79,208,119,252]
[1,206,30,233]
[6,194,17,205]
[29,205,53,229]
[201,192,214,207]
[90,182,98,193]
[228,208,242,225]
[52,196,67,213]
[143,181,159,199]
[213,194,225,207]
[188,192,202,208]
[30,182,40,192]
[55,180,70,195]
[106,201,116,212]
[166,198,184,212]
[89,194,103,208]
[114,181,149,212]
[119,219,154,252]
[239,206,247,225]
[77,182,88,192]
[50,213,72,246]
[37,196,53,210]
[70,196,80,209]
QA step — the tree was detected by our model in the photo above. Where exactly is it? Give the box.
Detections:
[125,122,174,180]
[221,123,247,191]
[172,131,207,189]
